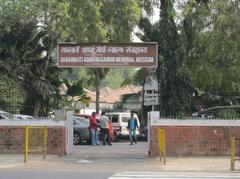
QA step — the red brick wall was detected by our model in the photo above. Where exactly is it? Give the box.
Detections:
[150,126,240,157]
[0,126,66,155]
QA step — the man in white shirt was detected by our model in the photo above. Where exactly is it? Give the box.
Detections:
[99,111,112,146]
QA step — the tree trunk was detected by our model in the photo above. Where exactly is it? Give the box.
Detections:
[141,78,146,122]
[33,96,41,117]
[96,84,100,115]
[95,69,101,114]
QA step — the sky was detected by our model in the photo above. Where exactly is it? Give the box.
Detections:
[131,7,160,42]
[131,2,185,42]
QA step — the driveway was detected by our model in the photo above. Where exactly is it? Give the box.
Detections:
[1,141,238,171]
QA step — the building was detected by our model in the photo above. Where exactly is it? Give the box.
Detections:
[83,85,142,111]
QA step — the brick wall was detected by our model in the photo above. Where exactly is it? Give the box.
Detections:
[149,125,240,157]
[0,126,66,155]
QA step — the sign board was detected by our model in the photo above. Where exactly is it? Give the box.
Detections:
[75,102,85,109]
[57,42,158,68]
[144,75,159,106]
[144,91,159,106]
[144,75,158,91]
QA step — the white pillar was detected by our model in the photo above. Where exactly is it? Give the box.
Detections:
[66,111,74,154]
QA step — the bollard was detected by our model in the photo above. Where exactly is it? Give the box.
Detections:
[24,126,29,163]
[43,127,47,159]
[158,129,166,164]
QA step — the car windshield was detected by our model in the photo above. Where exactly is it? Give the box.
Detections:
[74,117,89,126]
[111,115,118,123]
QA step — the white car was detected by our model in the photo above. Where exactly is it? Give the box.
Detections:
[13,114,34,120]
[106,112,140,141]
[0,110,18,120]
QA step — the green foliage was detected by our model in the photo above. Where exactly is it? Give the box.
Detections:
[0,0,144,115]
[216,109,240,119]
[0,0,64,115]
[65,0,106,42]
[155,0,194,116]
[0,75,24,112]
[135,0,240,116]
[137,0,160,15]
[104,68,135,89]
[183,0,240,99]
[101,0,141,42]
[63,79,84,97]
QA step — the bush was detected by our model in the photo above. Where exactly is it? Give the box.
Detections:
[216,109,240,119]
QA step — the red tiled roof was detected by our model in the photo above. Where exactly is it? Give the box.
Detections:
[84,88,97,101]
[100,87,113,96]
[101,85,142,103]
[83,85,142,104]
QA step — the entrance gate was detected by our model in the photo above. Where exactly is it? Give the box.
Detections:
[57,42,158,153]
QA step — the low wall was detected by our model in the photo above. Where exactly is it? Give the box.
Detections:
[0,120,66,155]
[149,119,240,157]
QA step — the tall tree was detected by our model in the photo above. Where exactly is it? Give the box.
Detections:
[0,0,67,116]
[183,0,240,106]
[138,0,194,117]
[30,0,68,116]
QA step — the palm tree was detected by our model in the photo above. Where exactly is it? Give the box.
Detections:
[62,78,91,108]
[86,68,110,114]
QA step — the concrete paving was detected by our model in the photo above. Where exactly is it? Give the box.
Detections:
[0,141,240,173]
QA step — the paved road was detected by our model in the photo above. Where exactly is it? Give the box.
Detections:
[1,171,239,179]
[0,171,113,179]
[109,172,240,179]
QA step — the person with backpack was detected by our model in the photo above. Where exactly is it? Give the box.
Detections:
[127,112,139,145]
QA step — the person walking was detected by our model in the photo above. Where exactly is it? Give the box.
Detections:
[99,111,112,146]
[127,112,139,145]
[89,112,100,145]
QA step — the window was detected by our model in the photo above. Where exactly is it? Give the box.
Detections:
[122,117,129,123]
[111,115,119,123]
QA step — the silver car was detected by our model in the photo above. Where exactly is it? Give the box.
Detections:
[73,116,90,145]
[0,110,18,120]
[13,114,34,120]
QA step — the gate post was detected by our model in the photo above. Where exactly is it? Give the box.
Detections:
[43,127,47,159]
[24,126,29,163]
[158,128,166,164]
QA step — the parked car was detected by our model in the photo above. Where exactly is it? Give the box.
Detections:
[139,124,148,141]
[0,110,18,120]
[13,114,34,120]
[106,112,140,141]
[73,116,90,145]
[192,106,240,119]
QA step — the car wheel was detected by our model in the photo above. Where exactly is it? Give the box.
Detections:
[73,132,81,145]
